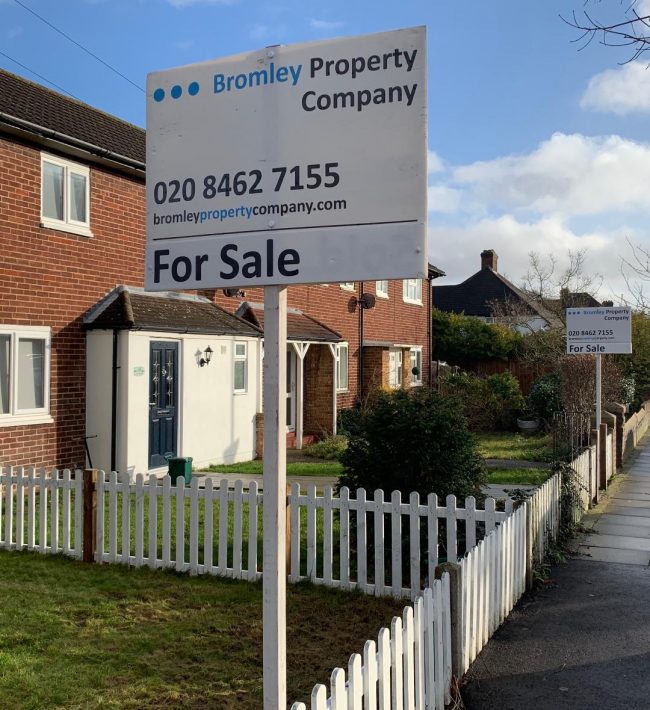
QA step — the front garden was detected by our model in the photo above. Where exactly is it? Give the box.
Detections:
[0,550,403,709]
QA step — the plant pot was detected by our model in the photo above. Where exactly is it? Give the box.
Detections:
[517,418,540,433]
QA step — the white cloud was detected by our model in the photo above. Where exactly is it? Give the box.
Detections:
[427,150,444,175]
[581,62,650,115]
[450,133,650,218]
[428,185,462,214]
[427,215,630,297]
[309,18,344,31]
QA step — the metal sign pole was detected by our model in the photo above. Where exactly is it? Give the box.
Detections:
[595,353,602,429]
[263,285,287,710]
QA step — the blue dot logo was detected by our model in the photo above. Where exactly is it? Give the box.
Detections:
[153,88,165,103]
[188,81,200,96]
[171,85,183,99]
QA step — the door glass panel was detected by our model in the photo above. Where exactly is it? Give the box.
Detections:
[17,338,45,410]
[166,349,174,405]
[151,351,160,407]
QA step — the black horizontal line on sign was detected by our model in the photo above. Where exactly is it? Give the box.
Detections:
[151,219,419,241]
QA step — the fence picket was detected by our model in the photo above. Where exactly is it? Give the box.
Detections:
[95,470,104,562]
[363,639,378,710]
[402,607,415,710]
[391,617,404,710]
[348,653,363,709]
[148,474,158,569]
[188,476,199,575]
[374,489,385,596]
[306,485,317,581]
[330,667,346,710]
[161,475,171,567]
[108,471,118,562]
[39,468,48,554]
[27,467,36,551]
[465,496,476,551]
[427,493,438,586]
[233,479,244,578]
[290,483,300,582]
[121,471,131,564]
[175,478,185,572]
[391,491,402,597]
[218,479,229,575]
[4,467,13,550]
[135,474,145,567]
[311,685,327,710]
[339,486,350,589]
[204,478,214,573]
[409,492,420,599]
[16,467,25,552]
[74,469,83,559]
[248,481,258,580]
[357,488,368,593]
[445,495,457,562]
[323,486,333,586]
[377,627,391,710]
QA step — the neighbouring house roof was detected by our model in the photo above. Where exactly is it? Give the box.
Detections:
[547,291,602,310]
[236,302,343,343]
[0,69,145,171]
[84,286,262,337]
[432,267,562,327]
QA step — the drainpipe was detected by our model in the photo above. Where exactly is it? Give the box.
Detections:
[111,329,119,472]
[358,281,364,404]
[428,274,433,385]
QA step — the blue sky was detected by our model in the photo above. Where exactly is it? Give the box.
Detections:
[2,0,649,300]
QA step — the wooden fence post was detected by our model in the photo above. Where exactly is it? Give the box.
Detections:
[525,500,534,592]
[599,423,608,490]
[435,561,463,679]
[83,469,98,563]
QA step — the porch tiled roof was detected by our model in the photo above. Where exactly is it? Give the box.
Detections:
[84,287,262,337]
[236,302,343,343]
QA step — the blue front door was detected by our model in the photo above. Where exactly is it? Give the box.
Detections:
[149,341,178,468]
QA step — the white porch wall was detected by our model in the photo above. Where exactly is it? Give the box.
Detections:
[85,330,113,472]
[86,330,260,477]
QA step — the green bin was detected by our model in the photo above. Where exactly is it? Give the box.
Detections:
[167,456,193,486]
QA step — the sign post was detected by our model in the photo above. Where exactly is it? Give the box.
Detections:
[145,26,427,709]
[566,306,632,428]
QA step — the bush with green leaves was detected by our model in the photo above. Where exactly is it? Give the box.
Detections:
[440,371,525,431]
[302,435,348,461]
[338,388,486,500]
[432,309,523,363]
[527,371,563,424]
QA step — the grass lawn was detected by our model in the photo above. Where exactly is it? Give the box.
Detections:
[477,432,554,463]
[487,467,552,486]
[201,460,342,477]
[0,550,404,709]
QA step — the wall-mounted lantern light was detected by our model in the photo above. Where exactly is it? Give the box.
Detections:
[199,346,213,367]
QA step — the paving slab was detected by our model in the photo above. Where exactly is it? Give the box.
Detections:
[598,513,650,527]
[599,497,650,508]
[581,533,650,552]
[591,523,650,538]
[610,491,650,501]
[574,546,650,565]
[606,505,650,517]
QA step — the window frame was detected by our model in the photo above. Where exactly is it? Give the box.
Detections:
[336,343,349,392]
[41,153,92,238]
[340,282,355,291]
[402,279,422,305]
[376,280,389,299]
[410,347,423,386]
[0,325,52,427]
[233,341,248,394]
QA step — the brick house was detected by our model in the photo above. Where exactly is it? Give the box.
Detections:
[0,68,443,473]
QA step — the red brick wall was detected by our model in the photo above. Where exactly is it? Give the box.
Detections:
[211,278,430,416]
[0,135,145,468]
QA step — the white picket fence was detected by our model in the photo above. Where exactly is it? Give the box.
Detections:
[605,431,614,482]
[528,473,561,565]
[458,504,527,675]
[570,447,596,521]
[0,466,83,557]
[92,473,514,599]
[290,574,452,710]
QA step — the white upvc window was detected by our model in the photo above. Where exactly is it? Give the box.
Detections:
[336,343,349,391]
[340,282,355,291]
[389,348,403,388]
[41,153,92,237]
[233,341,248,393]
[410,348,422,386]
[0,326,52,426]
[403,279,422,304]
[376,280,389,298]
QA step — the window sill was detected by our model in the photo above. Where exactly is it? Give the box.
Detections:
[340,284,355,292]
[0,414,54,428]
[233,390,248,396]
[376,292,389,299]
[410,381,423,388]
[41,220,93,239]
[402,298,422,306]
[336,388,349,393]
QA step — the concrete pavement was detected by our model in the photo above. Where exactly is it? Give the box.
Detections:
[463,438,650,709]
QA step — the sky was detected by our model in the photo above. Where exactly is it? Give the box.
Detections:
[1,0,650,302]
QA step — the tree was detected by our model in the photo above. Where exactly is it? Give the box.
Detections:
[620,239,650,314]
[563,1,650,63]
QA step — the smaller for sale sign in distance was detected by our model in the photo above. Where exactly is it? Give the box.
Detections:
[145,26,427,290]
[566,307,632,354]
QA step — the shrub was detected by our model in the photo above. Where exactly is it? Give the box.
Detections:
[337,388,486,500]
[432,309,523,363]
[440,371,525,431]
[528,371,562,424]
[302,435,348,461]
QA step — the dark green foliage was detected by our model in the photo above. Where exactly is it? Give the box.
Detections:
[338,388,487,500]
[432,309,523,363]
[441,371,526,431]
[528,371,563,424]
[302,435,348,461]
[616,313,650,412]
[337,406,364,437]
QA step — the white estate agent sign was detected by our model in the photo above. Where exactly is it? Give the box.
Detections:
[566,307,632,354]
[145,26,427,290]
